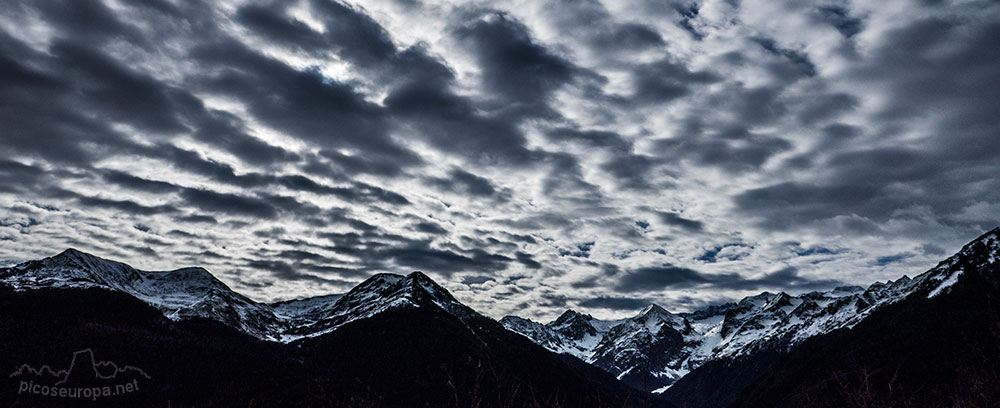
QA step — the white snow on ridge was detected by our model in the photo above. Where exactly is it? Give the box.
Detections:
[928,269,962,298]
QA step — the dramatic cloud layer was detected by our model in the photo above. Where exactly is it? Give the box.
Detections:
[1,0,997,319]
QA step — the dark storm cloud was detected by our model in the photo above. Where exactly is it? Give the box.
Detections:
[453,11,577,115]
[796,93,859,125]
[875,252,914,266]
[791,244,842,257]
[235,5,329,51]
[540,152,605,206]
[74,194,179,216]
[304,0,398,67]
[920,243,946,256]
[615,264,842,292]
[247,259,354,284]
[459,235,518,252]
[739,149,998,231]
[108,143,413,207]
[615,264,716,291]
[176,214,218,224]
[820,123,863,139]
[0,33,132,166]
[656,128,792,173]
[515,252,542,269]
[51,40,197,134]
[179,189,279,219]
[237,1,551,167]
[0,216,40,232]
[546,128,632,152]
[275,249,336,264]
[380,245,513,275]
[594,23,664,50]
[235,0,403,70]
[654,211,704,232]
[0,9,295,172]
[192,41,400,155]
[27,0,149,47]
[676,3,704,40]
[814,6,864,39]
[578,296,654,311]
[539,0,666,53]
[462,275,496,285]
[734,10,1000,233]
[0,160,50,194]
[630,58,719,104]
[411,221,449,235]
[313,150,406,177]
[600,154,658,190]
[752,37,817,78]
[382,51,540,165]
[426,168,504,198]
[188,108,296,166]
[100,170,180,194]
[748,267,844,291]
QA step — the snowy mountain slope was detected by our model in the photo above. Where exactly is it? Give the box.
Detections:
[269,294,344,321]
[278,271,482,341]
[0,249,484,343]
[668,227,1000,408]
[0,249,287,340]
[501,310,624,360]
[503,227,1000,392]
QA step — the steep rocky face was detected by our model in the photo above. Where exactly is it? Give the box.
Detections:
[550,310,600,340]
[498,315,570,352]
[590,305,690,389]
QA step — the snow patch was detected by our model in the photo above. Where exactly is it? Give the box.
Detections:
[928,269,962,298]
[652,385,671,394]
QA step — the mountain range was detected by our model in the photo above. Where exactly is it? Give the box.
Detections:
[0,248,653,407]
[501,263,918,392]
[1,227,998,407]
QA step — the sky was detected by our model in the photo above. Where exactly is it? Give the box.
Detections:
[0,0,998,320]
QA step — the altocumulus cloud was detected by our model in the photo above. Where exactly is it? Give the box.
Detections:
[0,0,998,320]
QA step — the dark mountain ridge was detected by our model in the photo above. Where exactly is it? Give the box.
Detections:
[0,250,659,407]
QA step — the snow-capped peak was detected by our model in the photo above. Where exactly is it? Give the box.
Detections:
[275,271,478,342]
[2,248,144,291]
[638,303,670,318]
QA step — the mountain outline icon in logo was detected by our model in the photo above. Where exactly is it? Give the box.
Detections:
[10,349,151,400]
